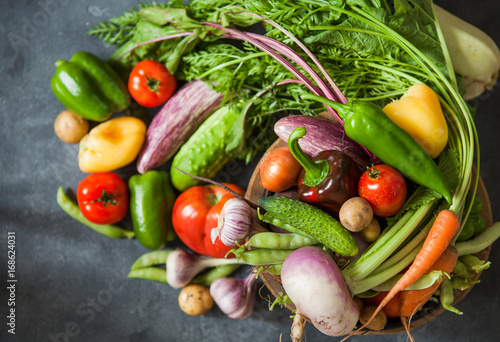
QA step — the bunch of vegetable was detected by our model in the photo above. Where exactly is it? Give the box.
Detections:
[49,0,500,340]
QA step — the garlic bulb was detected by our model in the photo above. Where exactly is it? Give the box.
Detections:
[211,198,256,246]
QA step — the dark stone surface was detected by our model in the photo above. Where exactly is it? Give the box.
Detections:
[0,1,499,341]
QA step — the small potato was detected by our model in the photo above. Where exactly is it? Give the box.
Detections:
[339,197,373,232]
[178,284,214,316]
[54,110,89,144]
[359,305,387,331]
[353,296,364,313]
[359,218,381,243]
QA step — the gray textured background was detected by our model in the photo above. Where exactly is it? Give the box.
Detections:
[1,1,499,341]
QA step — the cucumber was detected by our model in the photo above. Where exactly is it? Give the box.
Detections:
[258,196,358,257]
[170,105,242,191]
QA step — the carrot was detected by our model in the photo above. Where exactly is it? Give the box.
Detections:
[363,291,401,318]
[400,245,459,341]
[349,209,460,336]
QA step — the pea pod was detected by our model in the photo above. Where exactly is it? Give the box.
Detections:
[258,196,358,257]
[129,170,177,250]
[51,51,130,121]
[302,94,452,203]
[246,232,318,250]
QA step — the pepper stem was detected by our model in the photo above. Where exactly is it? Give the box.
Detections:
[287,127,329,187]
[300,94,353,121]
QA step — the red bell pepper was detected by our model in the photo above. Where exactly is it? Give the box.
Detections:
[288,127,360,215]
[172,183,245,258]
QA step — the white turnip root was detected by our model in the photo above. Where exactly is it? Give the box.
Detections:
[281,246,359,338]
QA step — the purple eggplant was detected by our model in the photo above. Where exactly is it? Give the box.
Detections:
[137,80,223,174]
[274,116,370,169]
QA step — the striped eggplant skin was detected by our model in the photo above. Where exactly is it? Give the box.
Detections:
[274,115,370,170]
[137,80,223,174]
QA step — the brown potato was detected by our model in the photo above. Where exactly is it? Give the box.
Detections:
[54,110,89,144]
[178,284,214,316]
[359,218,381,243]
[339,197,373,232]
[359,305,387,331]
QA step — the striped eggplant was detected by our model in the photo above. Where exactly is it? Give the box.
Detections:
[137,80,223,174]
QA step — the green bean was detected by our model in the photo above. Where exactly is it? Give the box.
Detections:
[439,279,463,315]
[191,264,241,287]
[239,249,293,265]
[246,232,318,250]
[455,221,500,256]
[57,187,134,239]
[131,250,172,270]
[128,267,167,283]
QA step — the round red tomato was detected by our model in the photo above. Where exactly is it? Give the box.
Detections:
[358,165,407,217]
[172,184,245,258]
[128,60,177,108]
[77,172,129,224]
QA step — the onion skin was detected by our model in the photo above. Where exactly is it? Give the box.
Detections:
[281,246,359,337]
[259,146,302,192]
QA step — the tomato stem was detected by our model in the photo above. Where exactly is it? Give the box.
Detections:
[145,74,160,93]
[91,189,119,207]
[366,165,381,179]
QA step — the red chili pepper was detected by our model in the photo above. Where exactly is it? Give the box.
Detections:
[288,127,360,215]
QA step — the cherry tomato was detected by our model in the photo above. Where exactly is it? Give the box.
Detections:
[172,184,245,258]
[259,146,302,192]
[77,172,129,224]
[128,60,177,108]
[358,165,407,217]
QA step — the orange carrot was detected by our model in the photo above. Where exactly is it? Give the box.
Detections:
[354,209,460,334]
[363,291,401,318]
[400,245,458,341]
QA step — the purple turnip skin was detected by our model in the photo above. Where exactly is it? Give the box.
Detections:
[274,116,370,170]
[137,80,223,173]
[281,246,359,337]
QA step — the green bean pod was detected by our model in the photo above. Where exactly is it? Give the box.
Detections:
[439,280,463,315]
[128,267,167,283]
[246,232,318,250]
[57,187,134,239]
[239,249,294,265]
[191,264,241,287]
[131,250,172,270]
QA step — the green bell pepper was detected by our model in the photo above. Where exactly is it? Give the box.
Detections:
[129,170,177,250]
[51,51,130,121]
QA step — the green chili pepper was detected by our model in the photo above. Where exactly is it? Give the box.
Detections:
[302,94,452,204]
[51,51,130,121]
[129,170,177,250]
[56,187,134,239]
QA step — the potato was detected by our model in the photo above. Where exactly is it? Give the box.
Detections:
[54,110,89,144]
[359,218,381,243]
[178,284,214,316]
[353,296,364,313]
[339,197,373,232]
[359,305,387,331]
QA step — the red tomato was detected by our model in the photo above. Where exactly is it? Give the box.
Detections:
[76,172,129,225]
[358,165,407,217]
[128,60,177,108]
[172,184,245,258]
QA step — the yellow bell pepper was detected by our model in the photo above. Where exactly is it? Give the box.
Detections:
[78,116,146,173]
[383,83,448,159]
